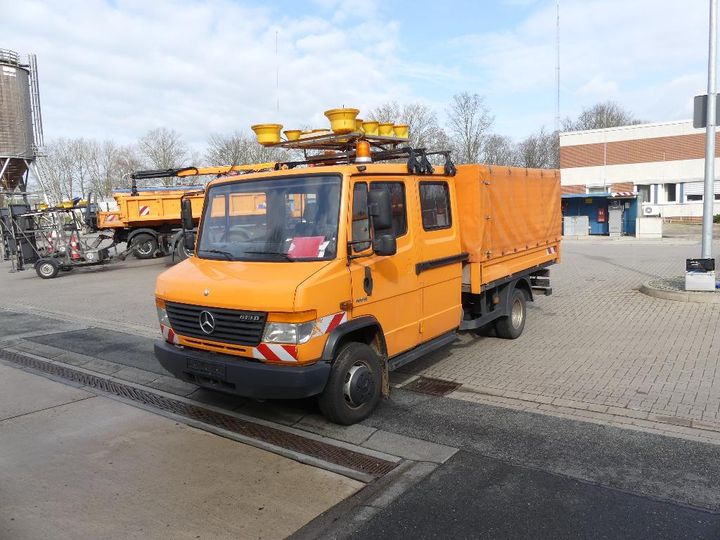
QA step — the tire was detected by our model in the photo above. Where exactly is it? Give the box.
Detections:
[495,288,527,339]
[132,233,157,259]
[35,259,60,279]
[174,237,191,261]
[318,342,383,425]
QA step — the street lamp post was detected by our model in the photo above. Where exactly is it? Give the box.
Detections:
[702,0,718,260]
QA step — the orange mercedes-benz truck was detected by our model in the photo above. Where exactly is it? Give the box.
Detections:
[154,133,561,424]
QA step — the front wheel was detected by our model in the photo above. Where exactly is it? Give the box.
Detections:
[495,288,527,339]
[36,259,60,279]
[318,342,383,425]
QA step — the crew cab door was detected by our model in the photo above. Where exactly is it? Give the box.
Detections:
[415,180,464,340]
[348,177,421,357]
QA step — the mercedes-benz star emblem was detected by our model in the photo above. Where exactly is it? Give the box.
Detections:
[199,310,215,334]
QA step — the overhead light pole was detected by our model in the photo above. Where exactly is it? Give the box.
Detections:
[702,0,718,260]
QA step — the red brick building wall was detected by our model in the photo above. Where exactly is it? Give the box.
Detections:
[560,133,720,169]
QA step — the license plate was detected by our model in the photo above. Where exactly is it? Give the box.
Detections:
[187,357,226,379]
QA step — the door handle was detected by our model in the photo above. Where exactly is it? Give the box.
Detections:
[364,266,373,296]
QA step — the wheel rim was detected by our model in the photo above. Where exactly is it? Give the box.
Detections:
[39,263,54,277]
[511,298,524,328]
[137,240,153,256]
[343,362,375,408]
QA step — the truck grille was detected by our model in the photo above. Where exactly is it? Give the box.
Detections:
[165,302,267,346]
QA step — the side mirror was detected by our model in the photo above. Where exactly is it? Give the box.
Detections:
[368,188,393,231]
[372,233,397,256]
[181,198,194,231]
[183,230,196,251]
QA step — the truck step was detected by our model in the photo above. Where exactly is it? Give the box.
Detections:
[531,286,553,296]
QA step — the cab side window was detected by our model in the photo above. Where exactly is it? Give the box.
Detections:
[419,182,451,230]
[352,183,371,252]
[370,182,407,237]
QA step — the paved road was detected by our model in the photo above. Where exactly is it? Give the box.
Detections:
[2,234,719,441]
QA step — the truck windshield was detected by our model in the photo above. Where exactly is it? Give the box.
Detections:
[197,175,341,262]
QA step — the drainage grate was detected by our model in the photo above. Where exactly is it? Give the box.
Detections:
[0,349,397,478]
[403,376,462,396]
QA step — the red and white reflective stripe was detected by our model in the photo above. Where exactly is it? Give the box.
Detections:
[316,311,348,334]
[253,343,298,362]
[611,192,636,198]
[546,246,557,255]
[105,214,117,222]
[160,324,179,345]
[139,205,151,216]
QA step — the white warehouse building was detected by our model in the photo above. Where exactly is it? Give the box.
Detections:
[560,120,720,221]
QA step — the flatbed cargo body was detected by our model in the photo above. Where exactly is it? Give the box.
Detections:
[454,165,561,293]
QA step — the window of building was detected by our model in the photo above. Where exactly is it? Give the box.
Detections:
[665,183,677,203]
[370,182,407,237]
[587,186,606,194]
[637,185,651,204]
[419,182,451,230]
[687,194,703,202]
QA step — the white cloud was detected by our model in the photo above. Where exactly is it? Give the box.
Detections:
[3,0,406,148]
[448,0,710,135]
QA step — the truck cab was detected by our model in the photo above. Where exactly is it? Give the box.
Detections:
[154,137,560,424]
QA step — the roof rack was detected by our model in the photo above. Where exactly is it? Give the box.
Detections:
[270,132,457,176]
[268,132,408,152]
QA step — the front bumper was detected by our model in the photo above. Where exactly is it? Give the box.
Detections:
[154,341,331,399]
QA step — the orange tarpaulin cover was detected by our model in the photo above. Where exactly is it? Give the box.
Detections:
[455,165,562,263]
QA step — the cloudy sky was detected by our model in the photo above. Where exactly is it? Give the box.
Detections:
[2,0,712,147]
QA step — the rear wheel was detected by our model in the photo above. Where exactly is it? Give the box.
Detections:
[318,342,383,425]
[132,233,157,259]
[35,259,60,279]
[495,288,526,339]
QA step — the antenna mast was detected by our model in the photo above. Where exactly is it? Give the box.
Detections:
[555,0,561,133]
[275,30,280,113]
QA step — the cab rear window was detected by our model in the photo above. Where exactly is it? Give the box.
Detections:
[419,182,451,230]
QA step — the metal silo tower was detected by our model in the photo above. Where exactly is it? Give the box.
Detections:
[0,48,44,197]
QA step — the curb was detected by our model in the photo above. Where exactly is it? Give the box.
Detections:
[639,281,720,304]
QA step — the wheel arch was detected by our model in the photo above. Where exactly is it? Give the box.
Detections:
[126,228,159,245]
[321,316,387,363]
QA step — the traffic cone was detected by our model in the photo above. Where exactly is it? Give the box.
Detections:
[46,232,54,254]
[70,233,81,260]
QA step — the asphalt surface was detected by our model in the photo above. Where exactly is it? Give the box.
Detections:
[28,328,162,373]
[349,450,720,539]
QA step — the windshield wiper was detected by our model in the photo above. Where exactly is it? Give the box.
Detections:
[198,248,233,260]
[244,250,293,261]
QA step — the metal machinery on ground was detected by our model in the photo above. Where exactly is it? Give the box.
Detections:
[0,198,138,279]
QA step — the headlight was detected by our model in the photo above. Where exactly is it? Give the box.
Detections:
[262,321,315,344]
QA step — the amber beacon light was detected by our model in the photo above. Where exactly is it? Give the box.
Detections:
[355,140,372,163]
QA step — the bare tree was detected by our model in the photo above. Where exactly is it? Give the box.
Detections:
[446,92,494,164]
[369,101,450,155]
[516,127,559,169]
[138,128,190,185]
[112,145,145,189]
[205,131,289,167]
[482,134,519,166]
[564,101,643,131]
